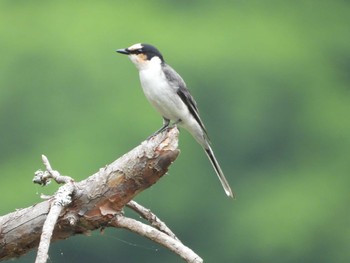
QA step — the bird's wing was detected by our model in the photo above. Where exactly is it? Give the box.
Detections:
[162,64,209,140]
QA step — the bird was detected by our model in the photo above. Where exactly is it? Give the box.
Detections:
[116,43,234,198]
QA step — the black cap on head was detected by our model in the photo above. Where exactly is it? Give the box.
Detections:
[140,43,164,61]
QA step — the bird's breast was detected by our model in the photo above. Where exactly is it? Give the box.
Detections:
[138,68,188,121]
[139,68,169,100]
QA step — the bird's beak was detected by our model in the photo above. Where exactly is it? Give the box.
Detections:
[116,48,130,55]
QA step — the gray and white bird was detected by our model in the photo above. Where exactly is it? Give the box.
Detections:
[116,43,234,198]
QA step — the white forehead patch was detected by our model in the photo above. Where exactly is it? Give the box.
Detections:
[128,43,143,51]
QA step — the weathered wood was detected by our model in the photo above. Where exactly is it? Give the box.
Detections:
[0,128,179,261]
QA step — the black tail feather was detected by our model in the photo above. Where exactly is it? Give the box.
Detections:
[205,147,234,198]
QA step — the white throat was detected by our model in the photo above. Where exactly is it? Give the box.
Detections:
[129,55,163,71]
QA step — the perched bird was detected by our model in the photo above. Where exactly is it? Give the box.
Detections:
[116,43,234,198]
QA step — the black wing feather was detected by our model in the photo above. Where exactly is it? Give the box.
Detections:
[162,64,209,139]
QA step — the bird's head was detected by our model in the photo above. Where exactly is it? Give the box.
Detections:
[116,43,164,70]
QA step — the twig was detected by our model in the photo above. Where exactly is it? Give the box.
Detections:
[111,215,203,263]
[34,156,76,263]
[126,200,179,241]
[33,155,74,186]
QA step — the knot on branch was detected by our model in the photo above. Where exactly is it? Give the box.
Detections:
[33,155,74,186]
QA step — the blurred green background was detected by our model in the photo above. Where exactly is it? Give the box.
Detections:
[1,1,349,262]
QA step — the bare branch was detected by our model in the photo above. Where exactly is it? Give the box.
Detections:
[0,128,180,261]
[35,180,75,263]
[127,200,179,241]
[111,215,203,263]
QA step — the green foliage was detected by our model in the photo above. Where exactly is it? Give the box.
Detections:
[1,1,349,262]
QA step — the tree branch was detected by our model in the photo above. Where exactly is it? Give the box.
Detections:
[34,157,75,263]
[127,200,179,241]
[111,215,203,263]
[0,128,194,262]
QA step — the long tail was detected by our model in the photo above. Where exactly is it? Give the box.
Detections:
[204,146,235,198]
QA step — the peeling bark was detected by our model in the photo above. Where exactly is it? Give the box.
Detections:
[0,128,180,261]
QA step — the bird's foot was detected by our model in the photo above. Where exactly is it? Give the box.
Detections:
[146,118,181,140]
[147,124,170,140]
[147,118,171,140]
